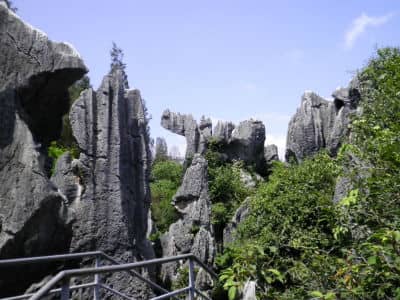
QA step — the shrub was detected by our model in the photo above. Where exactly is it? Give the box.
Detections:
[150,160,183,233]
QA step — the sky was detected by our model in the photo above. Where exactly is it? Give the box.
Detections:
[15,0,400,159]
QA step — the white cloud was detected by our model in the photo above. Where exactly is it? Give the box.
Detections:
[345,12,394,49]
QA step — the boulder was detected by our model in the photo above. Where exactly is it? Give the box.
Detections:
[0,5,86,296]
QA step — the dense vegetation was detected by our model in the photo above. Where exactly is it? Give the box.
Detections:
[150,159,182,234]
[205,139,252,243]
[215,48,400,299]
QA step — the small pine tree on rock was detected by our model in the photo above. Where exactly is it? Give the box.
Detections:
[110,42,129,89]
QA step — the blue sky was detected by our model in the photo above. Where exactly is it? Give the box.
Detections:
[16,0,400,158]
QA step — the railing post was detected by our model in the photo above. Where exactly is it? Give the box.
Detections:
[61,278,70,300]
[93,254,101,300]
[188,257,195,300]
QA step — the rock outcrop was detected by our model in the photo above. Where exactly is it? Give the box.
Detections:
[285,82,360,162]
[161,110,200,164]
[226,120,266,171]
[161,110,268,173]
[223,198,251,247]
[0,5,87,296]
[161,154,215,290]
[264,144,279,166]
[63,68,155,297]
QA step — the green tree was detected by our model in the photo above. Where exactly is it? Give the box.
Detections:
[110,42,129,88]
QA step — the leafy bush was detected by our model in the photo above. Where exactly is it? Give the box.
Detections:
[150,160,183,233]
[330,47,400,299]
[216,47,400,299]
[205,146,251,243]
[217,154,339,299]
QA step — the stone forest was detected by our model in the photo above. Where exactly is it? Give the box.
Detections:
[1,1,400,299]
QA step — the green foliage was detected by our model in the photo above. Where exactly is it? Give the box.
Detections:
[205,145,251,243]
[152,160,182,186]
[211,202,229,226]
[171,267,189,291]
[218,154,341,299]
[110,42,129,88]
[331,47,400,299]
[216,47,400,299]
[47,76,90,175]
[47,141,79,174]
[150,160,183,233]
[48,141,67,162]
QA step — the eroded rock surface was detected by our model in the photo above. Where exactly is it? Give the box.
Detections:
[0,5,87,296]
[161,110,199,163]
[161,110,267,173]
[161,154,215,289]
[264,144,279,168]
[285,82,360,162]
[67,68,155,297]
[223,198,251,247]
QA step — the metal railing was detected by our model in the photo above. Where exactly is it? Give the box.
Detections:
[0,251,217,300]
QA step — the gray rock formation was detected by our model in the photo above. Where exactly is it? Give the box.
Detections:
[285,83,360,162]
[161,110,267,173]
[161,154,215,289]
[223,198,251,247]
[213,121,235,142]
[199,116,212,154]
[161,110,199,164]
[0,5,87,296]
[67,68,155,297]
[227,119,266,171]
[264,144,279,166]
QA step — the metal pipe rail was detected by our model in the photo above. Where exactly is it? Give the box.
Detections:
[0,251,217,300]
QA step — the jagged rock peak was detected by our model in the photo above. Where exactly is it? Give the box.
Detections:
[0,5,87,296]
[64,67,155,297]
[285,81,360,162]
[161,154,215,290]
[213,121,235,142]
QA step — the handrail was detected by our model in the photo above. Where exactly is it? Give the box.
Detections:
[0,251,102,266]
[0,250,173,297]
[0,252,216,300]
